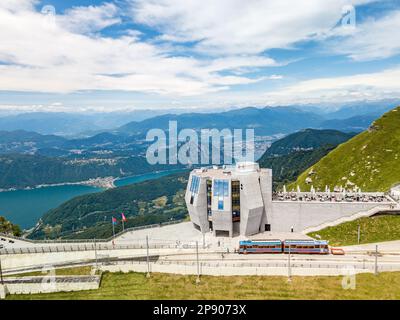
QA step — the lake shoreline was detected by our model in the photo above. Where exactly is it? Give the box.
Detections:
[0,168,188,193]
[0,168,188,229]
[0,176,116,193]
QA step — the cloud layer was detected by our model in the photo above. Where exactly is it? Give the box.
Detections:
[0,0,399,110]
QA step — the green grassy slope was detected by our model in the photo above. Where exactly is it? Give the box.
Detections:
[292,106,400,192]
[308,215,400,246]
[7,271,400,300]
[259,145,336,190]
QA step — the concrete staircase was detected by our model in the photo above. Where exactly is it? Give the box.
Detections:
[302,204,400,235]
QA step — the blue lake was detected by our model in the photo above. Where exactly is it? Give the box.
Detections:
[0,169,185,229]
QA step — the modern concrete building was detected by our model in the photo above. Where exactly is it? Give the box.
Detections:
[185,162,272,237]
[185,162,397,237]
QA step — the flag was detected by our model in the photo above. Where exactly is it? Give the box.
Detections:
[112,217,117,225]
[121,213,127,222]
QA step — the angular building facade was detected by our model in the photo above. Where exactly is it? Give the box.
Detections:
[185,162,272,237]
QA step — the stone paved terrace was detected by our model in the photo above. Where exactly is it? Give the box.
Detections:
[116,221,311,250]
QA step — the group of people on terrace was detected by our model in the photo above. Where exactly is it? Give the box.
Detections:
[273,185,389,203]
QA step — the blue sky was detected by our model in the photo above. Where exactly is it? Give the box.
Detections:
[0,0,400,112]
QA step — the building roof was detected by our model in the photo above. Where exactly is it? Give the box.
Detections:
[191,162,269,179]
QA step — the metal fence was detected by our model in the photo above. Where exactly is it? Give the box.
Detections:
[0,219,185,244]
[3,251,400,277]
[0,241,205,255]
[104,259,400,272]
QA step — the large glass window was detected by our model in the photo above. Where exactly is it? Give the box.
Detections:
[207,180,212,218]
[231,180,240,221]
[218,200,224,210]
[213,179,229,211]
[190,176,200,194]
[213,180,229,197]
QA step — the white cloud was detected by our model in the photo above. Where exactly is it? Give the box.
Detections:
[0,0,398,110]
[58,3,122,34]
[0,0,37,12]
[0,1,273,95]
[326,10,400,61]
[129,0,373,55]
[263,66,400,104]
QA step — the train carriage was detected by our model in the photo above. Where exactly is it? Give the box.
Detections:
[283,239,329,254]
[239,239,282,254]
[238,239,330,254]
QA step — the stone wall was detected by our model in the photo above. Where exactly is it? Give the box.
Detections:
[270,201,392,233]
[0,275,100,298]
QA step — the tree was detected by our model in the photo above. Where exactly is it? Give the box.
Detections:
[0,216,22,236]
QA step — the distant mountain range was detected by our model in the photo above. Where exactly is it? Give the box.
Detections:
[319,114,379,132]
[117,105,396,137]
[0,110,184,136]
[1,102,396,137]
[319,100,398,119]
[117,106,321,136]
[292,106,400,192]
[0,105,379,157]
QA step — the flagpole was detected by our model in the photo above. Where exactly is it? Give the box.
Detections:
[112,218,115,238]
[121,213,126,232]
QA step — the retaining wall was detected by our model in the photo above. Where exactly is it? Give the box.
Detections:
[0,276,100,298]
[270,201,392,233]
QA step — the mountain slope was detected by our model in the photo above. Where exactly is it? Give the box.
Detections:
[0,216,22,236]
[292,106,400,192]
[262,129,355,157]
[259,145,337,190]
[0,154,170,189]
